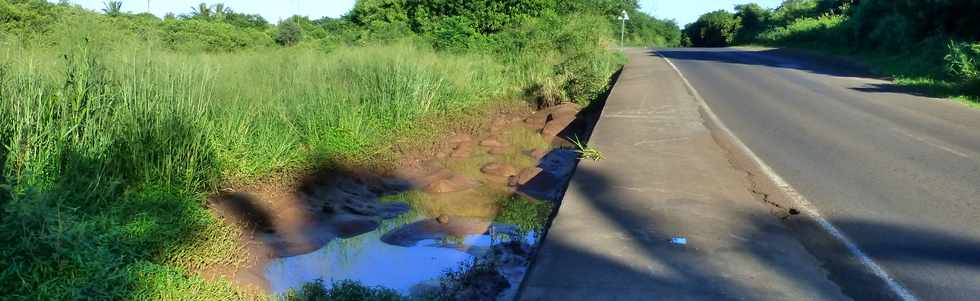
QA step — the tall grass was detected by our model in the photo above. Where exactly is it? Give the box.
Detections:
[0,40,535,300]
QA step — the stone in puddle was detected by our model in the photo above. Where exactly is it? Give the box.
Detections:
[424,174,479,193]
[437,215,450,224]
[481,162,518,177]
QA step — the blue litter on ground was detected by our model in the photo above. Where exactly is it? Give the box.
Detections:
[670,237,688,245]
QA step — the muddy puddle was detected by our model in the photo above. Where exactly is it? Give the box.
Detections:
[210,103,595,299]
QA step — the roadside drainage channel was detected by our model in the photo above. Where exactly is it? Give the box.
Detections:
[259,98,608,300]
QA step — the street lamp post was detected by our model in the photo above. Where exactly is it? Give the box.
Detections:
[619,10,630,52]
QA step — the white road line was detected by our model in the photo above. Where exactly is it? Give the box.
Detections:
[891,128,972,159]
[657,51,920,301]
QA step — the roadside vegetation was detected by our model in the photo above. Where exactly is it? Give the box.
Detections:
[0,0,681,300]
[683,0,980,106]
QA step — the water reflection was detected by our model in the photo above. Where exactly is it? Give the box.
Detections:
[264,217,535,295]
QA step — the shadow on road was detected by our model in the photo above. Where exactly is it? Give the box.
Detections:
[654,48,964,100]
[523,164,980,300]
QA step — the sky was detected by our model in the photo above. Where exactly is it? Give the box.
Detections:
[65,0,783,25]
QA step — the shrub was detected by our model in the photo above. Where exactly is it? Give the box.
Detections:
[429,16,481,52]
[683,10,741,47]
[275,20,303,47]
[161,19,272,51]
[757,14,845,46]
[946,41,980,93]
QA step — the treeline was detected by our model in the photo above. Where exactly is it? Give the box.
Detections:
[683,0,980,97]
[1,0,680,52]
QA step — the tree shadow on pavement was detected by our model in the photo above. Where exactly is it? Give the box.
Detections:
[653,48,968,101]
[521,165,980,301]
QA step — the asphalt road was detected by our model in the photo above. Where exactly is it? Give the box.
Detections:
[657,48,980,301]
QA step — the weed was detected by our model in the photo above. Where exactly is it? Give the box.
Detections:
[495,195,553,236]
[570,136,604,161]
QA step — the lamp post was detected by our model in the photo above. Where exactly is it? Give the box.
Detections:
[618,10,630,51]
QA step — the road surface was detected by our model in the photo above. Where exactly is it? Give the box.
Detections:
[520,49,846,300]
[658,47,980,301]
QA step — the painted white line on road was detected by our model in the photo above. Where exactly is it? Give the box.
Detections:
[891,128,972,159]
[657,51,920,301]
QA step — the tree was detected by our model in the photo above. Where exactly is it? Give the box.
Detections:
[212,3,227,21]
[734,3,771,44]
[684,10,741,47]
[190,2,212,19]
[275,20,303,46]
[102,1,123,17]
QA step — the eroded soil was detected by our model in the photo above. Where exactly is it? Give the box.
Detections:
[202,103,590,298]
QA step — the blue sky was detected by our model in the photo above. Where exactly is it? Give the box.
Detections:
[65,0,782,25]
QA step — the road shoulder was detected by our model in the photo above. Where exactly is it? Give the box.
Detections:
[518,49,847,301]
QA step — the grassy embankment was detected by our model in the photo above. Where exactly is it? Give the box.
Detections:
[0,0,691,298]
[0,42,621,300]
[0,8,633,301]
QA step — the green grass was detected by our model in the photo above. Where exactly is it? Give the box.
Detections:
[0,39,590,300]
[495,195,554,236]
[0,5,628,299]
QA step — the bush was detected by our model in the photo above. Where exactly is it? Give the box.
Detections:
[946,41,980,93]
[275,20,303,47]
[161,19,272,51]
[429,16,481,52]
[684,10,741,47]
[757,14,845,46]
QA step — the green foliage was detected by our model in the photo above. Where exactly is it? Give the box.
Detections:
[684,10,741,47]
[495,195,553,235]
[281,280,406,301]
[622,11,682,47]
[946,42,980,93]
[275,20,303,47]
[0,1,634,300]
[429,16,480,52]
[161,18,273,51]
[102,1,123,17]
[756,14,846,46]
[734,3,771,44]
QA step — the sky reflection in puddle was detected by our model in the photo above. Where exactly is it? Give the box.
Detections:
[264,220,534,295]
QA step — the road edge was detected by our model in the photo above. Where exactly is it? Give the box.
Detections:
[655,50,918,301]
